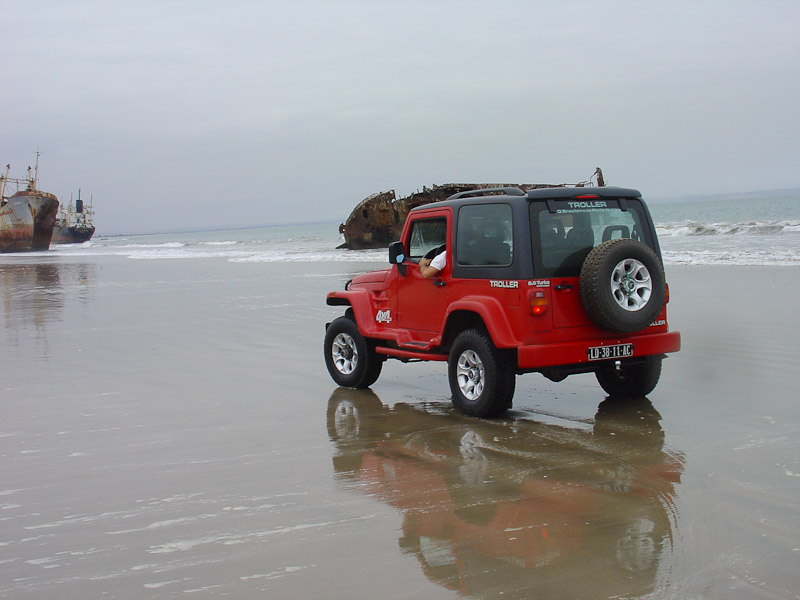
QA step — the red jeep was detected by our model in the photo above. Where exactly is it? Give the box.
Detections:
[325,186,681,417]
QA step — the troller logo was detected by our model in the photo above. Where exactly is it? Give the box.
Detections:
[568,200,607,209]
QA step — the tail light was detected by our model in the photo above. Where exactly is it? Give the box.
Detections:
[665,283,670,304]
[529,290,549,316]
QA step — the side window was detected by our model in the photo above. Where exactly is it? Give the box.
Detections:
[456,203,513,266]
[407,218,447,261]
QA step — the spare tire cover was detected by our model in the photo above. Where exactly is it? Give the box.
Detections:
[579,239,666,333]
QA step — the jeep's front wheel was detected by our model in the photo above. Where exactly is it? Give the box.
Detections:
[448,330,515,418]
[324,316,383,388]
[595,356,662,397]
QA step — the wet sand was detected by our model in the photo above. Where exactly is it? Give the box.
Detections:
[1,257,798,599]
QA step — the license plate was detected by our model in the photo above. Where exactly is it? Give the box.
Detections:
[587,343,634,361]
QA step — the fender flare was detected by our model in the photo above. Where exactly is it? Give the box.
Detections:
[444,296,521,348]
[326,289,380,336]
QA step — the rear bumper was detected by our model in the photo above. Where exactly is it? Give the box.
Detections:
[517,331,681,369]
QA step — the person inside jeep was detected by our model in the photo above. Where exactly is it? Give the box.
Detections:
[419,247,445,278]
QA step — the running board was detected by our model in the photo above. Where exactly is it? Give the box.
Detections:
[376,347,448,362]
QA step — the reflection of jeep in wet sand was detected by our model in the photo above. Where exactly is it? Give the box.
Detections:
[325,185,681,417]
[326,388,684,598]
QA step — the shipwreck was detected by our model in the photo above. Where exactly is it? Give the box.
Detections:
[0,155,60,253]
[338,169,605,250]
[52,189,96,244]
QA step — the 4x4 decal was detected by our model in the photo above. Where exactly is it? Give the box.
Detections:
[376,310,392,324]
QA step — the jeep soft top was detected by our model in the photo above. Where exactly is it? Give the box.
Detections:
[325,184,680,417]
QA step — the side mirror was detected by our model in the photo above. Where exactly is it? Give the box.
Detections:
[388,241,407,276]
[389,241,405,264]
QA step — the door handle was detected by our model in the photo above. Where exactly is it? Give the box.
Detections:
[434,280,446,287]
[554,283,573,291]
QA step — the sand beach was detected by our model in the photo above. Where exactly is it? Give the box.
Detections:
[1,254,799,599]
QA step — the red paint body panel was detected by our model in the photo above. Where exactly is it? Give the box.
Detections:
[518,330,681,369]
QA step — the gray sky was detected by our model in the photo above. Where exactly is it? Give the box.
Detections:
[3,0,799,234]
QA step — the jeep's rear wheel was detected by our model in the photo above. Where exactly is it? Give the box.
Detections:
[595,356,662,397]
[324,316,383,388]
[580,239,666,333]
[448,330,515,418]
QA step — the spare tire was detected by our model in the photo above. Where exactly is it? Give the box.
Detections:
[580,238,665,333]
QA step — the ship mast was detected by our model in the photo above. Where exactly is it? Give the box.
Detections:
[0,164,9,201]
[32,149,41,190]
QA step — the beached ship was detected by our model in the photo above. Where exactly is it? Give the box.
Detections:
[0,158,60,253]
[337,170,605,250]
[52,189,95,244]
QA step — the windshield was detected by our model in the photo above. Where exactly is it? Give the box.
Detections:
[530,198,653,277]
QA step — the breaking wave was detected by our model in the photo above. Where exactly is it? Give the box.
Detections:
[112,241,187,248]
[661,249,800,266]
[654,219,800,265]
[43,239,385,263]
[656,220,800,237]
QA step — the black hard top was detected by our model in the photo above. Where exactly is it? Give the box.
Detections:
[526,185,642,199]
[411,185,643,213]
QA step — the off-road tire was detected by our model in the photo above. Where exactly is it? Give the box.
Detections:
[595,355,663,397]
[448,330,515,418]
[580,238,666,333]
[324,316,383,388]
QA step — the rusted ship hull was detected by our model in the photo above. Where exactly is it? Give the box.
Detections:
[52,224,95,244]
[0,191,60,252]
[338,183,564,250]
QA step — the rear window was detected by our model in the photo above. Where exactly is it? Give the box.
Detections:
[530,198,652,277]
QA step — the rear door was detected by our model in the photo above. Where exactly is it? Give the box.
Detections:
[529,197,654,329]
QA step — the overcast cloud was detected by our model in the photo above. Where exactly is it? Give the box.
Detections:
[3,0,798,234]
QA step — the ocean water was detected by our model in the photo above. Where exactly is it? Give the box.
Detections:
[23,192,800,266]
[648,193,800,266]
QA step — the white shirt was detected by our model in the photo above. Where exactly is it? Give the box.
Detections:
[430,250,446,271]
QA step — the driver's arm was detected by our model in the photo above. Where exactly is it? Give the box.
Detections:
[419,257,440,278]
[419,251,445,278]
